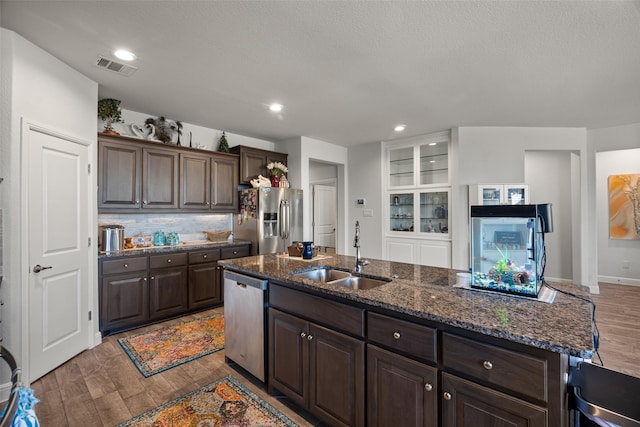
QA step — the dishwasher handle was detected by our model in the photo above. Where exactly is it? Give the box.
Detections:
[224,270,268,290]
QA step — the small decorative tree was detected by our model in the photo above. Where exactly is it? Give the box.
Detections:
[97,98,123,134]
[218,131,229,152]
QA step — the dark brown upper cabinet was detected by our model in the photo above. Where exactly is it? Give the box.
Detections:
[230,145,288,185]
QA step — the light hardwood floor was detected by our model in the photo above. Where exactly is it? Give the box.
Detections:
[28,282,640,426]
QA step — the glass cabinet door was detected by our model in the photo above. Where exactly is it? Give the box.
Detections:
[420,191,449,234]
[389,147,414,187]
[419,142,448,185]
[504,185,527,205]
[390,193,414,232]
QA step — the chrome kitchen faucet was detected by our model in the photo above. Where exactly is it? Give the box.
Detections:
[353,221,368,272]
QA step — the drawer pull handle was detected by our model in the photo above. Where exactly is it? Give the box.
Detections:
[151,276,155,280]
[483,360,493,370]
[167,259,172,263]
[123,264,128,268]
[203,255,207,259]
[443,392,452,400]
[393,332,401,340]
[424,383,433,392]
[307,334,313,341]
[233,251,238,255]
[300,332,306,339]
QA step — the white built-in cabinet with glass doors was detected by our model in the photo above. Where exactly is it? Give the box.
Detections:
[384,131,452,268]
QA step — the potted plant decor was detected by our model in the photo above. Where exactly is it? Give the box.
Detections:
[97,98,123,135]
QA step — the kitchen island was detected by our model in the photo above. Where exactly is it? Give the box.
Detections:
[220,253,595,427]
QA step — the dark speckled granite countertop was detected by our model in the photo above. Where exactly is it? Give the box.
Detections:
[98,239,251,259]
[219,254,595,358]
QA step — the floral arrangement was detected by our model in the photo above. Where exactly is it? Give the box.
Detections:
[267,161,287,177]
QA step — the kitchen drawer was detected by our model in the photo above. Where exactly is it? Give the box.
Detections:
[269,284,364,338]
[188,248,221,264]
[221,244,250,259]
[101,256,148,275]
[150,252,188,269]
[367,312,436,363]
[442,332,548,402]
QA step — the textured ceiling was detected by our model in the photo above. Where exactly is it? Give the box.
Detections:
[1,1,639,146]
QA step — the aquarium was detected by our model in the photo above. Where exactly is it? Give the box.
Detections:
[470,204,552,298]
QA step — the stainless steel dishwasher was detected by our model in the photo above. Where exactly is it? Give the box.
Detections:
[223,270,268,382]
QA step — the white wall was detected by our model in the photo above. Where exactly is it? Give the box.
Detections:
[279,136,348,252]
[595,148,640,285]
[0,28,98,386]
[589,123,640,287]
[452,127,591,288]
[524,151,573,281]
[347,142,384,259]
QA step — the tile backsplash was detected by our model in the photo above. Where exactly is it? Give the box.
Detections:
[98,213,234,242]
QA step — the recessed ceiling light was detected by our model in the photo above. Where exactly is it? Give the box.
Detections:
[114,49,136,61]
[429,142,437,146]
[429,160,436,163]
[269,103,283,112]
[394,125,406,132]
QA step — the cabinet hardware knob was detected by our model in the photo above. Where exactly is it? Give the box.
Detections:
[443,392,452,400]
[307,335,313,341]
[123,264,128,268]
[233,251,238,255]
[167,259,172,263]
[393,332,401,340]
[483,360,493,370]
[424,383,433,391]
[143,277,147,281]
[203,255,207,259]
[300,332,306,338]
[143,200,148,204]
[151,276,155,280]
[135,200,140,204]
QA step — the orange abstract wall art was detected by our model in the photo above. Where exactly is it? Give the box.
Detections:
[608,174,640,239]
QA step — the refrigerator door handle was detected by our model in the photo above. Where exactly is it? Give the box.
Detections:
[279,200,290,240]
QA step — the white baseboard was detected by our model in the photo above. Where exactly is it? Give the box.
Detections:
[93,331,103,348]
[598,275,640,287]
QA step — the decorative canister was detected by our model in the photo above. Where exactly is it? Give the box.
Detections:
[301,242,314,259]
[101,224,124,252]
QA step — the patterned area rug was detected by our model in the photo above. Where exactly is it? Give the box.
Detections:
[118,315,224,377]
[117,375,298,426]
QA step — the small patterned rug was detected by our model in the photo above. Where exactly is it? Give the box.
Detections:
[118,315,225,377]
[117,375,298,427]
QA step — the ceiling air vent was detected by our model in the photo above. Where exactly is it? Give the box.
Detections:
[95,56,137,76]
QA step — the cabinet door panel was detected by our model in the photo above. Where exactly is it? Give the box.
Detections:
[442,373,547,427]
[268,309,307,408]
[98,140,141,208]
[100,273,148,332]
[309,323,365,427]
[188,263,221,309]
[212,155,238,212]
[149,266,188,319]
[180,153,211,208]
[367,345,437,427]
[240,151,268,183]
[142,148,179,209]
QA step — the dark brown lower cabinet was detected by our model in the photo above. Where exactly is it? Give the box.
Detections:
[441,372,547,427]
[100,272,149,332]
[269,308,365,427]
[367,345,437,427]
[188,262,221,309]
[149,266,188,320]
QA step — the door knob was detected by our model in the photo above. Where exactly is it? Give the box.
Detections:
[33,265,52,273]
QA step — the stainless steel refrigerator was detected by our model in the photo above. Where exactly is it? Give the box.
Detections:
[236,188,303,255]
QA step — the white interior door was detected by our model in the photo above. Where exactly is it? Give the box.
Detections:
[313,184,336,247]
[26,124,90,381]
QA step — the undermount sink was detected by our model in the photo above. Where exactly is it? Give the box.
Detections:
[291,268,391,290]
[293,268,351,282]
